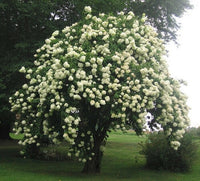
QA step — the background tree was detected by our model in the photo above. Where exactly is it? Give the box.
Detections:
[125,0,193,43]
[10,7,190,173]
[0,0,75,139]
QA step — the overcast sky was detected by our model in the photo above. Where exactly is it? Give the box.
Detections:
[167,0,200,127]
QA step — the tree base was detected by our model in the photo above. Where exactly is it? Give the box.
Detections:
[82,160,101,174]
[82,149,103,174]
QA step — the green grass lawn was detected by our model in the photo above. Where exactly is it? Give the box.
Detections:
[0,131,200,181]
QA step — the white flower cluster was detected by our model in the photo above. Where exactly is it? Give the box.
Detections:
[10,6,189,160]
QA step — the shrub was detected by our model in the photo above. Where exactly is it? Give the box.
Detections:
[186,127,198,138]
[197,127,200,137]
[140,132,197,172]
[186,127,200,139]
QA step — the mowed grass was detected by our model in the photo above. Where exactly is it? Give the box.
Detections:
[0,131,200,181]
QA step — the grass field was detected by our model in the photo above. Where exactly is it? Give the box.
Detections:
[0,131,200,181]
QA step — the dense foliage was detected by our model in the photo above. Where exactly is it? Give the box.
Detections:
[140,132,197,172]
[0,0,75,138]
[10,7,190,173]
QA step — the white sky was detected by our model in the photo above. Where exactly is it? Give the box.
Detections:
[167,0,200,127]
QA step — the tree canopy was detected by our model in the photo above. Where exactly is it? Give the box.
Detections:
[0,0,192,139]
[70,0,193,42]
[10,7,189,173]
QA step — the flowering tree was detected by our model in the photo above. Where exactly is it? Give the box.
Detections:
[10,6,189,173]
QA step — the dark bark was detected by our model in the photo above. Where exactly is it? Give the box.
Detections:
[79,100,112,173]
[82,139,103,173]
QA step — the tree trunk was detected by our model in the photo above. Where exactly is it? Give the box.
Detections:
[82,139,103,173]
[0,123,10,139]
